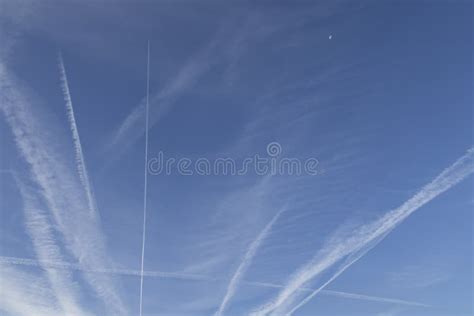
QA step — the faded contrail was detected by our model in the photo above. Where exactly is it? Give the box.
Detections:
[0,255,430,308]
[215,208,285,316]
[251,148,474,315]
[0,262,63,316]
[139,40,151,316]
[58,52,98,217]
[106,30,222,162]
[13,180,86,315]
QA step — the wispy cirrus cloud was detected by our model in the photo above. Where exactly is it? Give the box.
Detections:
[376,308,405,316]
[0,262,62,316]
[388,264,451,289]
[250,148,474,315]
[104,10,305,160]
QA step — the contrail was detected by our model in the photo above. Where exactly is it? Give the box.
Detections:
[287,250,374,315]
[13,180,86,315]
[139,40,151,316]
[58,52,98,217]
[0,255,430,309]
[215,208,285,316]
[251,148,474,315]
[1,61,127,314]
[0,255,210,281]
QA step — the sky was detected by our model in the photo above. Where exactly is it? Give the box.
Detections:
[0,1,473,315]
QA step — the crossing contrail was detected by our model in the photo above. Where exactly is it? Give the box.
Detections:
[0,255,430,309]
[0,255,210,281]
[215,208,285,316]
[250,148,474,315]
[58,52,98,218]
[139,40,151,316]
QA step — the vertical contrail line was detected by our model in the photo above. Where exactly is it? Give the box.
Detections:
[139,41,150,316]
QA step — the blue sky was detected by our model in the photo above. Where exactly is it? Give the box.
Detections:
[0,1,473,315]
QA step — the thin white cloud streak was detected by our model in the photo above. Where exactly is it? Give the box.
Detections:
[0,62,127,315]
[321,289,429,308]
[139,40,151,316]
[14,180,87,315]
[0,255,211,281]
[215,208,285,316]
[251,148,474,315]
[58,52,98,218]
[0,263,62,316]
[0,255,430,309]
